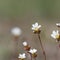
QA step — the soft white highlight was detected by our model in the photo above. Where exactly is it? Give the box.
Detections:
[11,27,22,36]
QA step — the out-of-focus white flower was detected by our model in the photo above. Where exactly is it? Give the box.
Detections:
[18,53,26,59]
[31,22,41,33]
[23,42,28,46]
[11,27,22,36]
[51,30,60,39]
[29,49,37,54]
[23,41,31,51]
[56,23,60,27]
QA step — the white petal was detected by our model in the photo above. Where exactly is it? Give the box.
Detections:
[56,30,59,34]
[39,25,41,27]
[29,49,37,54]
[22,53,26,58]
[31,27,35,30]
[23,42,27,46]
[23,53,25,56]
[18,53,26,59]
[18,54,21,58]
[29,49,33,54]
[56,23,60,26]
[51,34,56,39]
[32,24,35,27]
[37,25,41,28]
[33,49,37,53]
[52,31,57,35]
[35,22,38,27]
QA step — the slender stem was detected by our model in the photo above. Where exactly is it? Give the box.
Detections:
[27,52,32,60]
[55,43,59,60]
[34,58,36,60]
[57,42,60,60]
[29,53,32,60]
[30,54,32,60]
[38,34,46,60]
[14,37,19,60]
[14,37,18,54]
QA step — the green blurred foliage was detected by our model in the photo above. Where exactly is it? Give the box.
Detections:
[0,0,60,18]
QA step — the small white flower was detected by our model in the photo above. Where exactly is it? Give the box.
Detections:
[23,42,28,46]
[31,22,41,32]
[51,30,59,39]
[11,27,22,36]
[18,53,26,59]
[56,23,60,26]
[29,49,37,54]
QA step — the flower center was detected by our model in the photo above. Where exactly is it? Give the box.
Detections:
[20,58,25,60]
[35,28,39,31]
[56,34,60,39]
[32,53,37,58]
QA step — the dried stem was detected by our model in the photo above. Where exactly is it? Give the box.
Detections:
[27,52,32,60]
[29,53,32,60]
[55,43,59,60]
[30,54,32,60]
[34,58,36,60]
[14,37,19,60]
[38,34,46,60]
[14,37,18,54]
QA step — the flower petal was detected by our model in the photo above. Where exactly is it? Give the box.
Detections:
[37,25,41,28]
[52,31,57,35]
[35,22,38,27]
[51,34,56,39]
[32,24,35,27]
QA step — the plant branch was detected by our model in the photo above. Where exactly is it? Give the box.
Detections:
[38,34,46,60]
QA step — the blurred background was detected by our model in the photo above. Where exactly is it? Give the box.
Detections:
[0,0,60,60]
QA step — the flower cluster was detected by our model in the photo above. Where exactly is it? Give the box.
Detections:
[18,41,37,60]
[11,22,60,60]
[23,41,37,58]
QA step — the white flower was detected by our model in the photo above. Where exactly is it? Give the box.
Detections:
[31,22,41,32]
[51,30,60,39]
[18,53,26,59]
[29,49,37,54]
[11,27,22,36]
[56,23,60,26]
[23,42,28,46]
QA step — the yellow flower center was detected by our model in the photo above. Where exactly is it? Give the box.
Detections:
[32,53,37,58]
[56,34,60,39]
[20,58,24,60]
[35,28,39,31]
